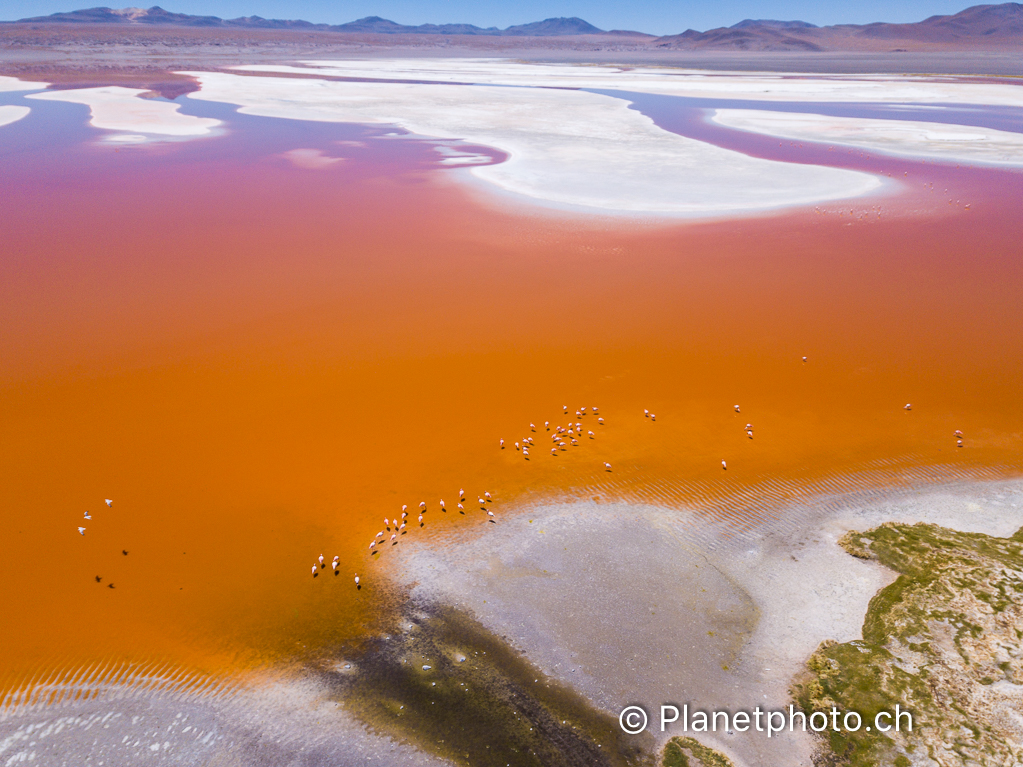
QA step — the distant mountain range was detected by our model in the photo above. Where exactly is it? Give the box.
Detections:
[9,6,610,36]
[7,3,1023,49]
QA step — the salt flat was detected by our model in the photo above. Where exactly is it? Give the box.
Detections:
[0,106,30,128]
[240,59,1023,107]
[185,71,880,216]
[26,85,221,139]
[713,109,1023,166]
[0,75,47,92]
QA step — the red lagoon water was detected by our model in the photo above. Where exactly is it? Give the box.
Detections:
[1,93,1022,688]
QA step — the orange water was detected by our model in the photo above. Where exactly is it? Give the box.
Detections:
[1,107,1022,691]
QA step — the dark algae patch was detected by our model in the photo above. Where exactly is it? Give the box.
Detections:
[661,736,734,767]
[325,603,654,767]
[793,522,1023,766]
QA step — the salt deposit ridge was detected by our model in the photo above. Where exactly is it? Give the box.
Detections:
[241,59,1023,107]
[185,70,881,216]
[713,109,1023,166]
[26,85,221,141]
[0,106,30,127]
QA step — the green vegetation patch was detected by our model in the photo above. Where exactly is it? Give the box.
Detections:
[662,736,734,767]
[793,521,1023,766]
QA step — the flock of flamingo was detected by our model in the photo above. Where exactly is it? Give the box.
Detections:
[309,390,967,588]
[70,386,965,592]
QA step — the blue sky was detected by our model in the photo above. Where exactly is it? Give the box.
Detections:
[2,1,981,35]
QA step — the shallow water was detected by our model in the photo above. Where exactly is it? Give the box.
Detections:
[1,77,1021,701]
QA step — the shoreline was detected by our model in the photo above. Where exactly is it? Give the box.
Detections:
[2,473,1022,765]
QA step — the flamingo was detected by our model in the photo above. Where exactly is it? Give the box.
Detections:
[457,503,464,511]
[530,423,536,431]
[644,410,649,417]
[603,462,612,471]
[418,514,423,524]
[369,541,376,549]
[485,492,492,501]
[500,439,505,448]
[722,460,727,470]
[544,421,550,429]
[904,404,912,411]
[598,417,604,424]
[376,531,383,538]
[390,533,397,542]
[459,489,465,500]
[419,501,426,509]
[402,505,407,513]
[487,511,495,518]
[355,575,360,586]
[734,406,741,413]
[515,442,520,450]
[312,565,317,576]
[551,448,557,456]
[318,555,324,567]
[650,414,656,421]
[439,500,445,510]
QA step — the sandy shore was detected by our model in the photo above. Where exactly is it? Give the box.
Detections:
[392,476,1023,766]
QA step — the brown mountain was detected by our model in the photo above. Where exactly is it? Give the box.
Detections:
[655,3,1023,50]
